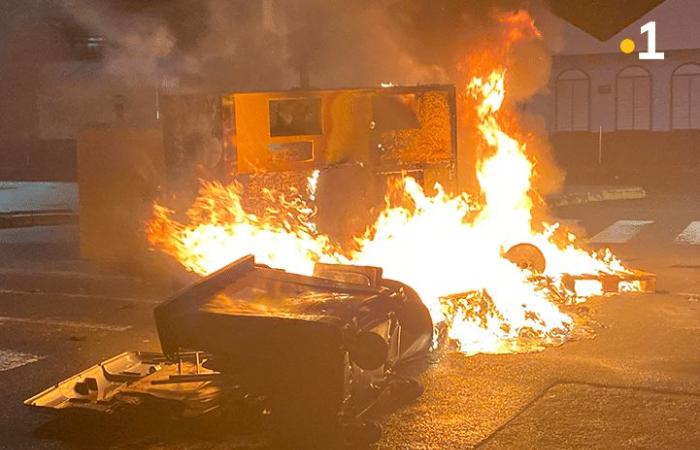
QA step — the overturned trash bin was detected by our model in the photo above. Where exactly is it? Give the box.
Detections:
[25,255,433,447]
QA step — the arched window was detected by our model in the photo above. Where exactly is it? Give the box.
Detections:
[616,66,651,130]
[555,69,589,131]
[671,63,700,129]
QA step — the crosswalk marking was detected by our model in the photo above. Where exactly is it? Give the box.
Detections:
[0,349,41,372]
[675,221,700,245]
[588,220,654,244]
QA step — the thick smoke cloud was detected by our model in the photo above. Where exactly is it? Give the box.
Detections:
[56,0,564,195]
[6,0,563,195]
[60,0,556,93]
[0,0,562,135]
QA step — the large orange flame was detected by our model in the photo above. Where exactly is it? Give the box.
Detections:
[147,11,639,355]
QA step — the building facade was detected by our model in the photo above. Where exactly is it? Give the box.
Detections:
[536,0,700,185]
[550,49,700,133]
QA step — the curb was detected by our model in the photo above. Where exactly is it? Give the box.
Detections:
[0,211,78,229]
[549,186,646,207]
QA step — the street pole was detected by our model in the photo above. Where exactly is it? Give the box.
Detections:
[598,125,603,165]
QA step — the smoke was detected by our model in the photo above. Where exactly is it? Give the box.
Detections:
[42,0,565,194]
[62,0,564,196]
[65,2,176,83]
[0,0,563,130]
[58,0,557,92]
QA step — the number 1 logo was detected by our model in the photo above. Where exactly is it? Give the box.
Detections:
[639,21,665,60]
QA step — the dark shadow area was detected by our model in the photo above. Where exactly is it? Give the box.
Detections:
[0,140,76,182]
[552,130,700,191]
[33,400,271,449]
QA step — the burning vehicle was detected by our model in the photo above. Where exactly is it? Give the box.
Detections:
[25,255,433,447]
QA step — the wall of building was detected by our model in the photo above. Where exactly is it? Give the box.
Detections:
[546,49,700,132]
[530,0,700,187]
[533,0,700,133]
[538,48,700,188]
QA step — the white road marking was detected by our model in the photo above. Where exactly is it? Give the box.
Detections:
[0,349,42,372]
[588,220,654,244]
[675,221,700,245]
[0,316,132,332]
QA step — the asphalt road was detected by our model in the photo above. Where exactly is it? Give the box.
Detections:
[0,191,698,449]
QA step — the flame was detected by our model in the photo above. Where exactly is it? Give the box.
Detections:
[498,9,542,43]
[147,13,640,356]
[344,71,633,354]
[147,179,332,277]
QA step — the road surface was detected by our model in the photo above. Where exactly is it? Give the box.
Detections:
[0,191,698,449]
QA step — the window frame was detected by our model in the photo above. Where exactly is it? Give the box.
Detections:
[554,69,591,132]
[268,97,323,138]
[670,63,700,130]
[615,65,652,131]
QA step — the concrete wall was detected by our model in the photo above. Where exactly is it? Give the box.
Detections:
[77,128,165,266]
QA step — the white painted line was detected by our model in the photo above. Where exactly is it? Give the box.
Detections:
[588,220,654,244]
[675,221,700,245]
[0,316,132,332]
[0,349,42,372]
[0,289,159,304]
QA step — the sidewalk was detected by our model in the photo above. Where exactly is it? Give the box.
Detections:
[0,182,78,228]
[0,182,77,213]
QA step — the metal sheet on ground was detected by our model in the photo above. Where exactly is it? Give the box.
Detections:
[0,348,42,372]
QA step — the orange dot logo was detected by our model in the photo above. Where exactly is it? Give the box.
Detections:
[619,38,636,54]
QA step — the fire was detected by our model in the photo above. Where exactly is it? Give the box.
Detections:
[147,13,640,356]
[147,180,333,277]
[345,70,632,354]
